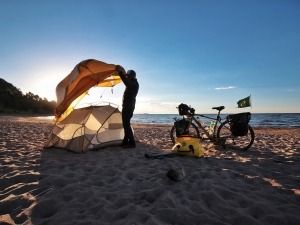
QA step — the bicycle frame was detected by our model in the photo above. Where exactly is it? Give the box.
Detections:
[184,110,223,140]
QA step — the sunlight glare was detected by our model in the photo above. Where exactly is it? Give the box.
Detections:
[30,67,69,101]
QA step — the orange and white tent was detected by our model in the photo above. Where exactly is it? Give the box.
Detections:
[55,59,123,122]
[44,59,126,153]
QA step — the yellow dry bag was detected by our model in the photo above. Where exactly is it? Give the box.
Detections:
[172,136,204,157]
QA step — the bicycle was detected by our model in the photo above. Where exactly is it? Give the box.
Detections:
[170,103,255,151]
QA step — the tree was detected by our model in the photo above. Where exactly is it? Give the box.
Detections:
[0,78,56,114]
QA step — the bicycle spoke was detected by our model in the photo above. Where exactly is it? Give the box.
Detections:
[171,122,200,144]
[217,122,255,151]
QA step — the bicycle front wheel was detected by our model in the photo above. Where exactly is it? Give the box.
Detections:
[170,123,200,144]
[217,122,255,151]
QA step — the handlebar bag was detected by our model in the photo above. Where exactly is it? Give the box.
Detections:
[178,103,190,115]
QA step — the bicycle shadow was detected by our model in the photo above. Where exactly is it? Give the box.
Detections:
[203,129,300,196]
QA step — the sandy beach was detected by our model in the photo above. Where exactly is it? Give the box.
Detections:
[0,116,299,225]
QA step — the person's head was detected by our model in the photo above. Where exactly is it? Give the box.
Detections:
[126,70,136,79]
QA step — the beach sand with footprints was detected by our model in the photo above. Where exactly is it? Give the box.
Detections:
[0,116,299,225]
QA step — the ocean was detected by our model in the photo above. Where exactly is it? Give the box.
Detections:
[131,113,300,128]
[40,113,300,128]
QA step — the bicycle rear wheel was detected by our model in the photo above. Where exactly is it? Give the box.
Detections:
[170,123,200,144]
[217,122,255,151]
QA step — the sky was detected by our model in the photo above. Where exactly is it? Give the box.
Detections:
[1,0,299,114]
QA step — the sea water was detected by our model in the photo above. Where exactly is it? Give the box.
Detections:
[40,113,300,128]
[132,113,300,128]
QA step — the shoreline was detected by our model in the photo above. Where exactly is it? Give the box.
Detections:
[1,114,300,129]
[0,116,299,224]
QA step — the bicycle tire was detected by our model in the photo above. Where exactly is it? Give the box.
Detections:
[170,123,200,144]
[217,122,255,151]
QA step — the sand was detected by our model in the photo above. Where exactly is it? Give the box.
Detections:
[0,116,299,225]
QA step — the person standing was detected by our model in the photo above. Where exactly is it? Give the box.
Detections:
[116,65,139,148]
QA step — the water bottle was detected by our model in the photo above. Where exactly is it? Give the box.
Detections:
[209,121,216,135]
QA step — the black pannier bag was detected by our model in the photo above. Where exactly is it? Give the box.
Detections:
[178,103,190,116]
[227,112,251,136]
[174,119,189,137]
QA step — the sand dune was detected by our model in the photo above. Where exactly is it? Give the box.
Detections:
[0,116,299,225]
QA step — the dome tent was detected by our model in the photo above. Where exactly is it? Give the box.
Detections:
[44,104,124,153]
[44,59,126,153]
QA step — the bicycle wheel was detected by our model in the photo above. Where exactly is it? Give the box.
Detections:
[170,123,200,144]
[217,122,255,151]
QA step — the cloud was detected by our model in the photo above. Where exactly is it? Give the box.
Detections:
[285,88,297,92]
[215,86,236,90]
[134,97,179,114]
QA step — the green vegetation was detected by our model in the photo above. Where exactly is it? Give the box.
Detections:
[0,78,56,115]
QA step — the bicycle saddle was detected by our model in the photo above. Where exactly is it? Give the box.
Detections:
[212,106,225,111]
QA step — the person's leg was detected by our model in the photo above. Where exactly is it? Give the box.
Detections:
[121,110,129,145]
[127,122,135,146]
[122,108,135,147]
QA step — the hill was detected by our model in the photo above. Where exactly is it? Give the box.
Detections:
[0,78,56,115]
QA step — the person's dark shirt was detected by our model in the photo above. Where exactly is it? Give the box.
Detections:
[119,72,139,109]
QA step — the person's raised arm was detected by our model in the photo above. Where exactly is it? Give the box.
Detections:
[116,65,130,86]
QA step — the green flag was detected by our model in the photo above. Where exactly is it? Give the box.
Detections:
[237,95,251,108]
